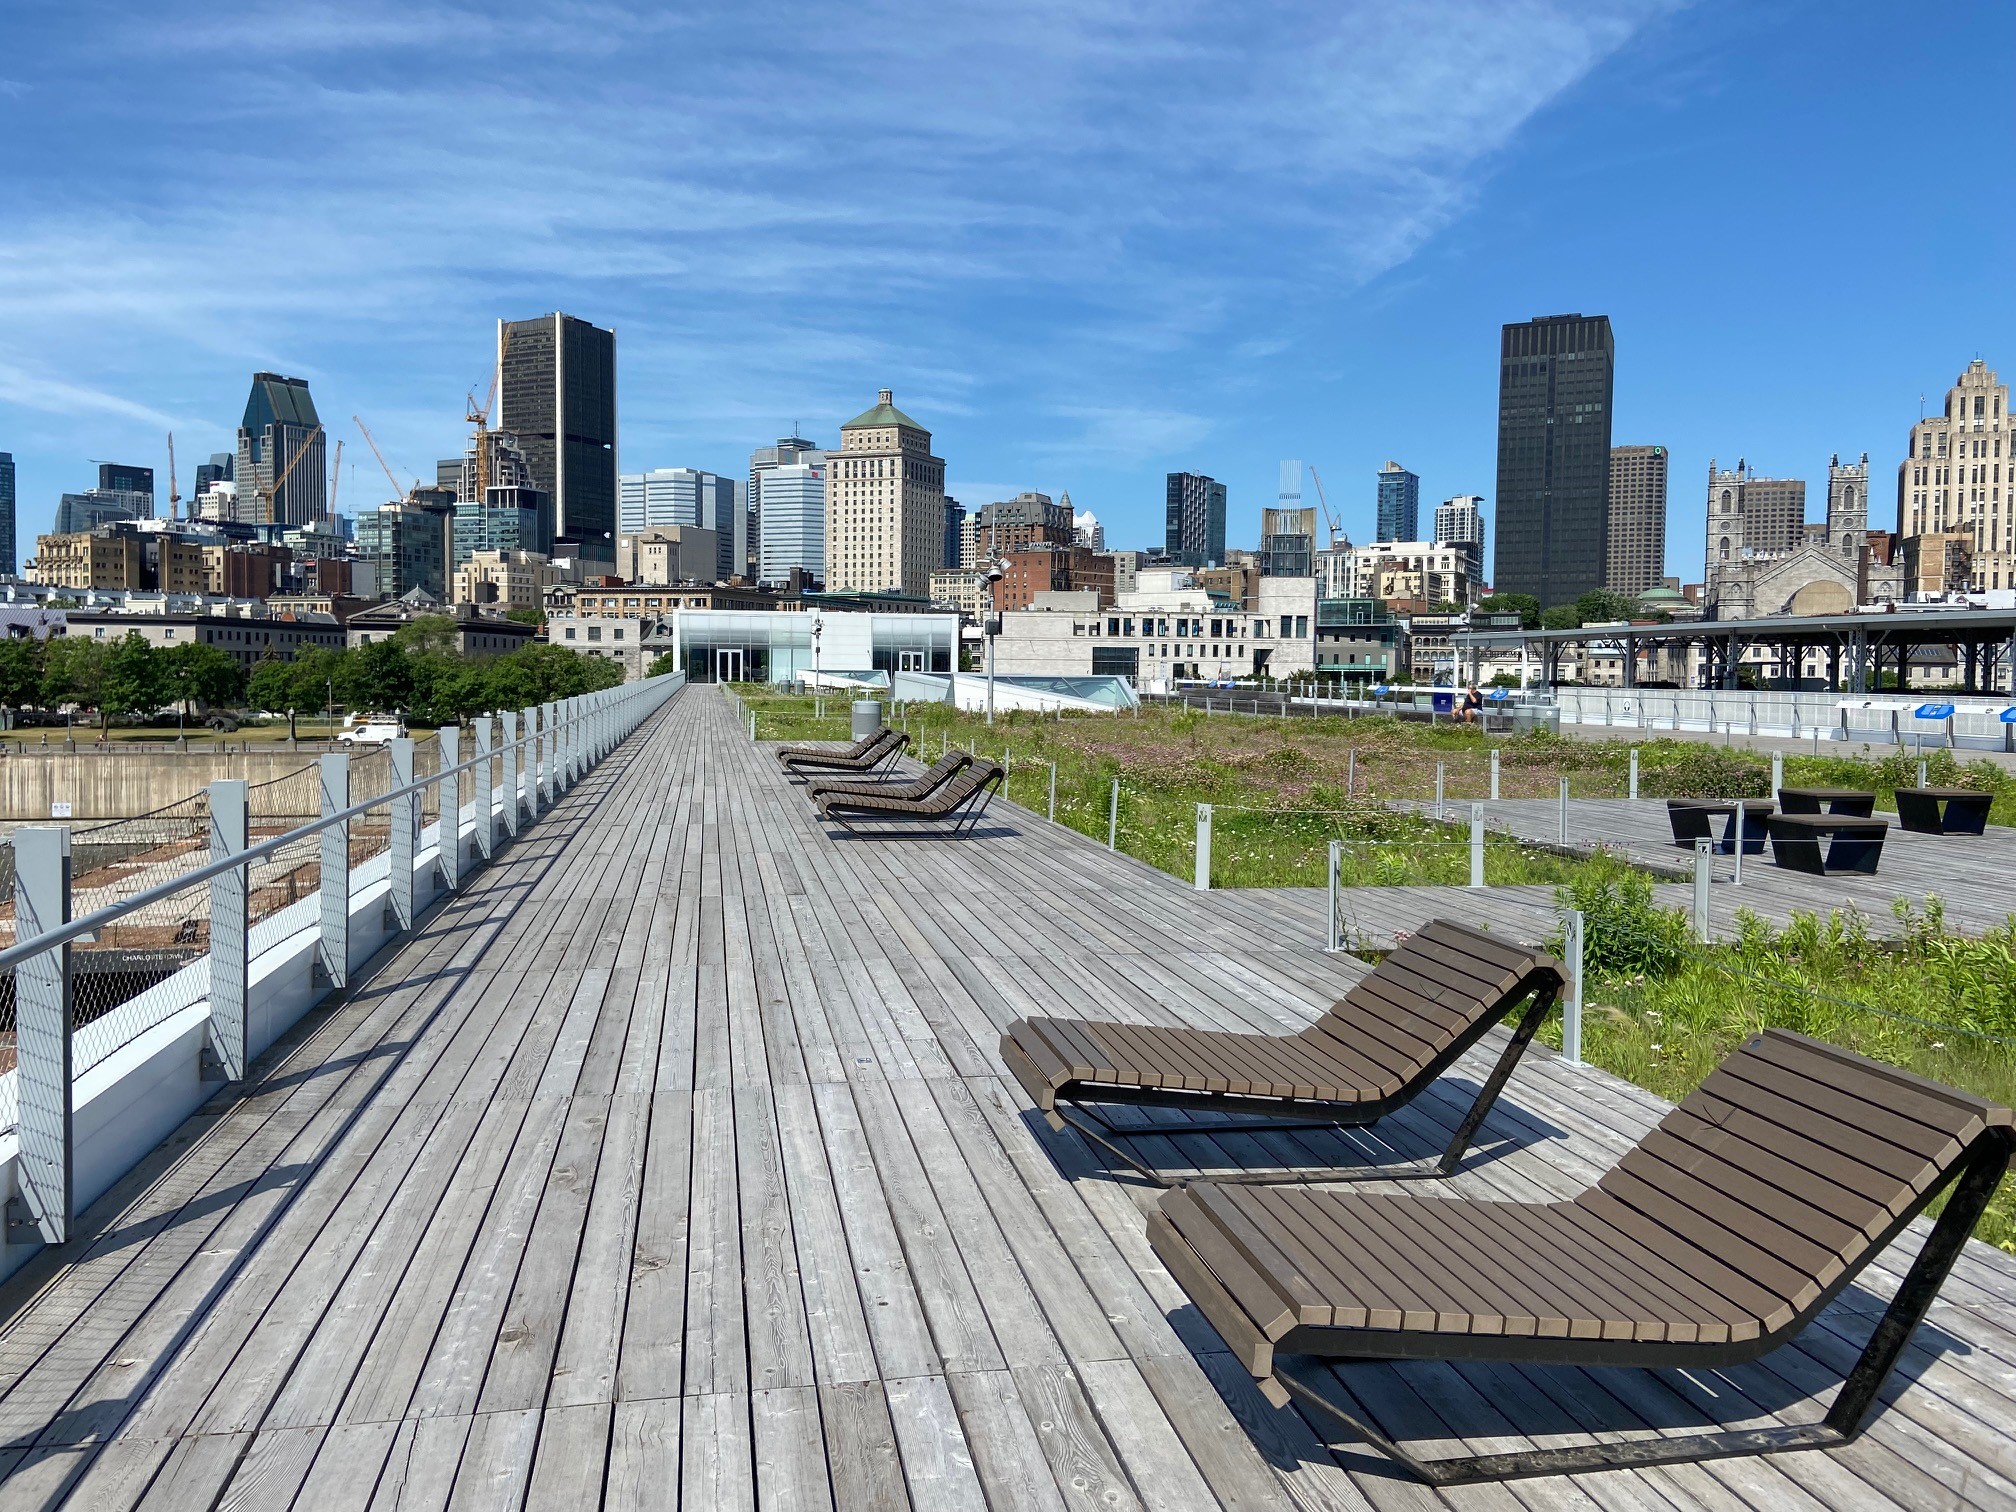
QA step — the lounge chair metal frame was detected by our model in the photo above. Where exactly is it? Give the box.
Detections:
[818,761,1003,837]
[1040,982,1556,1186]
[777,728,907,782]
[1258,1126,2013,1483]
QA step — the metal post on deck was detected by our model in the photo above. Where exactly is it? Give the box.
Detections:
[1628,747,1639,801]
[1326,839,1341,951]
[1558,777,1569,847]
[389,737,416,930]
[1918,758,1929,789]
[1732,800,1745,887]
[1771,750,1784,798]
[1435,762,1445,822]
[500,710,521,837]
[1194,803,1212,891]
[208,778,249,1083]
[473,718,495,861]
[438,726,460,891]
[1562,909,1584,1066]
[1347,748,1356,796]
[10,828,72,1245]
[1107,779,1119,851]
[1694,838,1712,942]
[1470,803,1485,889]
[319,753,349,991]
[1047,762,1057,822]
[1490,748,1500,800]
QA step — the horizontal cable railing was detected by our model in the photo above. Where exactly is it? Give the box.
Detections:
[0,673,687,1247]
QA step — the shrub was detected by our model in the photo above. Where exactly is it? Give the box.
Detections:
[1552,860,1692,978]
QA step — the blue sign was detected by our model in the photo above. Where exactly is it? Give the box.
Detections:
[1999,708,2016,724]
[1487,688,1511,702]
[1914,702,1956,720]
[1431,691,1455,714]
[1371,684,1390,696]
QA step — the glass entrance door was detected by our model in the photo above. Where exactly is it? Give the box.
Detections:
[715,648,745,684]
[898,650,925,672]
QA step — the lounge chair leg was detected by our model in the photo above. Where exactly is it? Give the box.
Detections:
[1433,988,1555,1176]
[1824,1128,2015,1437]
[1051,1101,1439,1187]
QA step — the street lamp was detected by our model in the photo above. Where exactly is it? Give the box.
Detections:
[811,618,824,721]
[983,559,1008,725]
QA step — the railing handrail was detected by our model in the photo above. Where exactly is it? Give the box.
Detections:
[0,692,634,975]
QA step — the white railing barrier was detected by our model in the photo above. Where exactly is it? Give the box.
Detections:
[0,670,685,1278]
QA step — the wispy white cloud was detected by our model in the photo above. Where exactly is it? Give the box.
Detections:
[0,360,188,431]
[0,0,1677,517]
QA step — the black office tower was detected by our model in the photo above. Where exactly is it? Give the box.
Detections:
[498,313,618,552]
[0,452,13,576]
[1493,314,1614,605]
[237,373,327,526]
[1165,472,1226,568]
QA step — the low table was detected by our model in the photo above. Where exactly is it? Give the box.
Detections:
[1777,786,1877,817]
[1894,786,1994,835]
[1666,799,1774,855]
[1765,813,1888,875]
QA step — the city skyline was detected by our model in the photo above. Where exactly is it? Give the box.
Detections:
[2,4,2012,581]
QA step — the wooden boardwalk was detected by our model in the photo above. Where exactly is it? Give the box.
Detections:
[2,685,2016,1509]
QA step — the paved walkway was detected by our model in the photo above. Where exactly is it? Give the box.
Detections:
[1,686,2013,1509]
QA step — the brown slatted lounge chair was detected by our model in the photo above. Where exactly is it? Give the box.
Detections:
[1001,919,1562,1185]
[774,727,881,765]
[806,751,973,805]
[1148,1028,2015,1484]
[776,726,907,779]
[816,758,1004,836]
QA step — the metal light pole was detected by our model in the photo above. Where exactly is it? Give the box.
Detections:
[984,560,1007,725]
[811,618,824,721]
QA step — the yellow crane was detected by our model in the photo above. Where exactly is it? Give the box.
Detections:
[255,422,324,522]
[329,437,344,517]
[465,366,499,500]
[166,432,180,521]
[1308,464,1345,549]
[352,415,414,501]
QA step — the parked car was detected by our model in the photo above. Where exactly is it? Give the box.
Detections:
[336,716,406,747]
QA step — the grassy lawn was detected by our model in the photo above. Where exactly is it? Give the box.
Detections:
[737,683,2016,1251]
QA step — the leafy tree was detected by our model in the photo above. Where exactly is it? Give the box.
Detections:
[1540,605,1580,631]
[646,654,681,678]
[100,632,170,728]
[40,636,106,717]
[0,636,45,707]
[392,615,460,658]
[1475,592,1541,629]
[1572,587,1639,625]
[164,642,244,710]
[504,608,542,626]
[342,639,416,715]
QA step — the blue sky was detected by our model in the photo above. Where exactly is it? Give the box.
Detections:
[2,0,2011,582]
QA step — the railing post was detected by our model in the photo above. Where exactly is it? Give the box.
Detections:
[1346,748,1356,795]
[1194,803,1212,891]
[1562,908,1584,1066]
[1326,838,1341,951]
[389,737,416,930]
[1107,779,1119,851]
[1490,748,1500,800]
[319,753,349,992]
[1771,750,1783,797]
[438,725,460,891]
[1047,761,1057,822]
[1470,803,1485,888]
[1628,747,1639,801]
[1558,777,1569,847]
[473,717,495,861]
[1732,799,1745,887]
[500,710,520,838]
[1918,757,1929,789]
[1435,761,1445,822]
[528,706,545,816]
[208,778,249,1083]
[11,827,72,1245]
[1694,837,1712,942]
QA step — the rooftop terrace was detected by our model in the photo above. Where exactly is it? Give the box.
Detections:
[1,686,2014,1508]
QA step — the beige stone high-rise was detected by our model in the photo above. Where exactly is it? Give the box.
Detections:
[1605,445,1667,595]
[1899,359,2015,590]
[825,389,945,596]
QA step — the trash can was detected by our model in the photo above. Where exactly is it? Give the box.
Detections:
[852,699,884,740]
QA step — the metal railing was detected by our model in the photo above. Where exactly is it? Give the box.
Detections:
[0,672,685,1246]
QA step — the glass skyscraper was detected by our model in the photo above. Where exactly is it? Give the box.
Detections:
[499,313,618,552]
[757,462,826,585]
[236,373,326,526]
[619,468,742,581]
[1375,461,1419,542]
[0,452,14,576]
[1164,472,1226,568]
[1494,313,1615,605]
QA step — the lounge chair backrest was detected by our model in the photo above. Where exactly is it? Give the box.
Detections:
[1300,918,1557,1063]
[927,759,1001,812]
[1580,1029,2015,1331]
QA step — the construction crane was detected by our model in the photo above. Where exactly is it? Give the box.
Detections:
[166,432,180,521]
[329,437,344,517]
[1308,464,1345,548]
[465,365,499,501]
[352,415,414,501]
[254,422,324,522]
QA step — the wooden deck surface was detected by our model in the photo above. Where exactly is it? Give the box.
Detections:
[2,685,2015,1509]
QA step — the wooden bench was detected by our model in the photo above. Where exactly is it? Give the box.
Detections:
[1894,785,1994,835]
[1148,1029,2016,1482]
[1777,785,1877,817]
[1765,812,1887,874]
[1665,798,1773,854]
